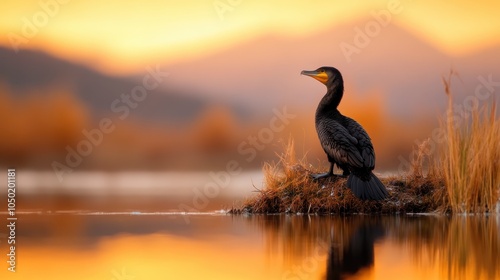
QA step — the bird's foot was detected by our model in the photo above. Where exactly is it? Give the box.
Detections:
[311,172,334,180]
[311,172,349,180]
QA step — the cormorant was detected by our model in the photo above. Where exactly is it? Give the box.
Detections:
[301,66,388,200]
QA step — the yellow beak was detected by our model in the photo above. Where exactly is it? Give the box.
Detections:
[301,70,329,85]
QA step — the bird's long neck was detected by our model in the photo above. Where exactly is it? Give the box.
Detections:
[316,79,344,116]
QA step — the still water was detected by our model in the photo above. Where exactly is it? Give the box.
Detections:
[0,212,498,280]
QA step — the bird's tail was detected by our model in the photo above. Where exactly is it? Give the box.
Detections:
[347,172,388,200]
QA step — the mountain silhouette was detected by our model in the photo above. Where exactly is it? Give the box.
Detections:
[161,20,500,119]
[0,47,212,125]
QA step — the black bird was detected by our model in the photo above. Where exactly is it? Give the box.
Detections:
[301,66,388,200]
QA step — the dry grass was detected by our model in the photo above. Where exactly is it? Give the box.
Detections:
[440,76,500,213]
[232,139,446,214]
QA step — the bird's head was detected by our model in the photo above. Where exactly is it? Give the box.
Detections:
[301,66,342,87]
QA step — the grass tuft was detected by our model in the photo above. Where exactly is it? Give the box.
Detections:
[232,139,445,214]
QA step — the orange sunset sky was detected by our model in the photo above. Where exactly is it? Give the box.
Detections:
[1,0,500,172]
[1,0,500,75]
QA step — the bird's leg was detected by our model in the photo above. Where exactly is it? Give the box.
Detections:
[337,164,350,178]
[311,163,334,180]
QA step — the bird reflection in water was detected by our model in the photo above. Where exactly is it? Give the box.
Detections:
[326,220,385,280]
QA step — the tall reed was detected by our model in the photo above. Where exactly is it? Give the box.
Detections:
[440,77,500,213]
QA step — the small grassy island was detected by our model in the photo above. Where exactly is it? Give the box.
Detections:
[232,79,500,215]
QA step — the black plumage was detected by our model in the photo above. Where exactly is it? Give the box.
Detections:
[301,66,388,200]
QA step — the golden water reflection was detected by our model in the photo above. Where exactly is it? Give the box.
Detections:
[0,214,498,279]
[253,215,500,280]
